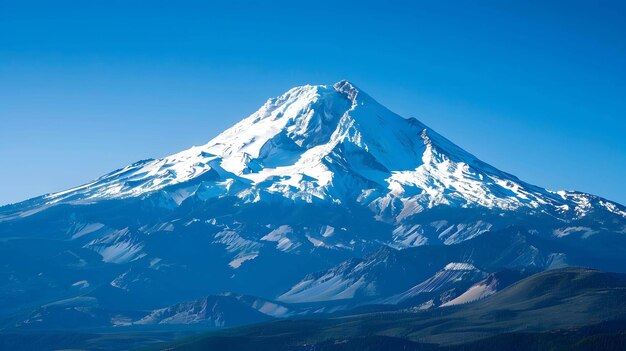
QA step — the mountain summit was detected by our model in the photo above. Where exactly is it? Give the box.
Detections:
[6,81,624,224]
[0,81,625,332]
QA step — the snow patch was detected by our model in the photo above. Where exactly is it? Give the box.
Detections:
[71,280,90,289]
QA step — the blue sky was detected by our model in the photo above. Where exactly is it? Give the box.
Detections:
[1,0,625,205]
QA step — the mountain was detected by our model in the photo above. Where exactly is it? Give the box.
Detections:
[0,81,625,338]
[4,81,624,233]
[15,293,293,331]
[134,294,284,327]
[274,225,611,307]
[156,267,626,351]
[378,262,488,306]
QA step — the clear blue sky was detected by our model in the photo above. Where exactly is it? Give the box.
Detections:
[1,0,625,205]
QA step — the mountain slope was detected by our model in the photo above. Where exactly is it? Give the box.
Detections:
[0,81,625,336]
[275,225,620,306]
[3,81,624,225]
[159,267,626,350]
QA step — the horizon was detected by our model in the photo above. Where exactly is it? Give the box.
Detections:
[1,1,625,205]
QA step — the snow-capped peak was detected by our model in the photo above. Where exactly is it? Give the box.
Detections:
[6,81,625,223]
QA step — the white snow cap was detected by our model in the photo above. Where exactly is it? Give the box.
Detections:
[8,80,621,223]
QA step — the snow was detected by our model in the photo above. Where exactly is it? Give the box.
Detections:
[136,294,292,326]
[390,224,429,248]
[278,274,367,303]
[306,235,327,248]
[444,262,477,271]
[438,221,493,245]
[1,80,624,329]
[137,298,224,326]
[415,299,435,310]
[321,225,335,237]
[3,80,624,265]
[98,245,141,264]
[214,230,261,258]
[441,281,496,306]
[14,79,618,226]
[383,262,484,305]
[249,300,290,318]
[261,225,301,252]
[600,200,626,217]
[86,228,144,264]
[553,226,599,239]
[71,280,90,289]
[110,272,128,290]
[110,270,149,290]
[70,223,104,239]
[149,258,162,268]
[229,254,258,269]
[141,222,175,234]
